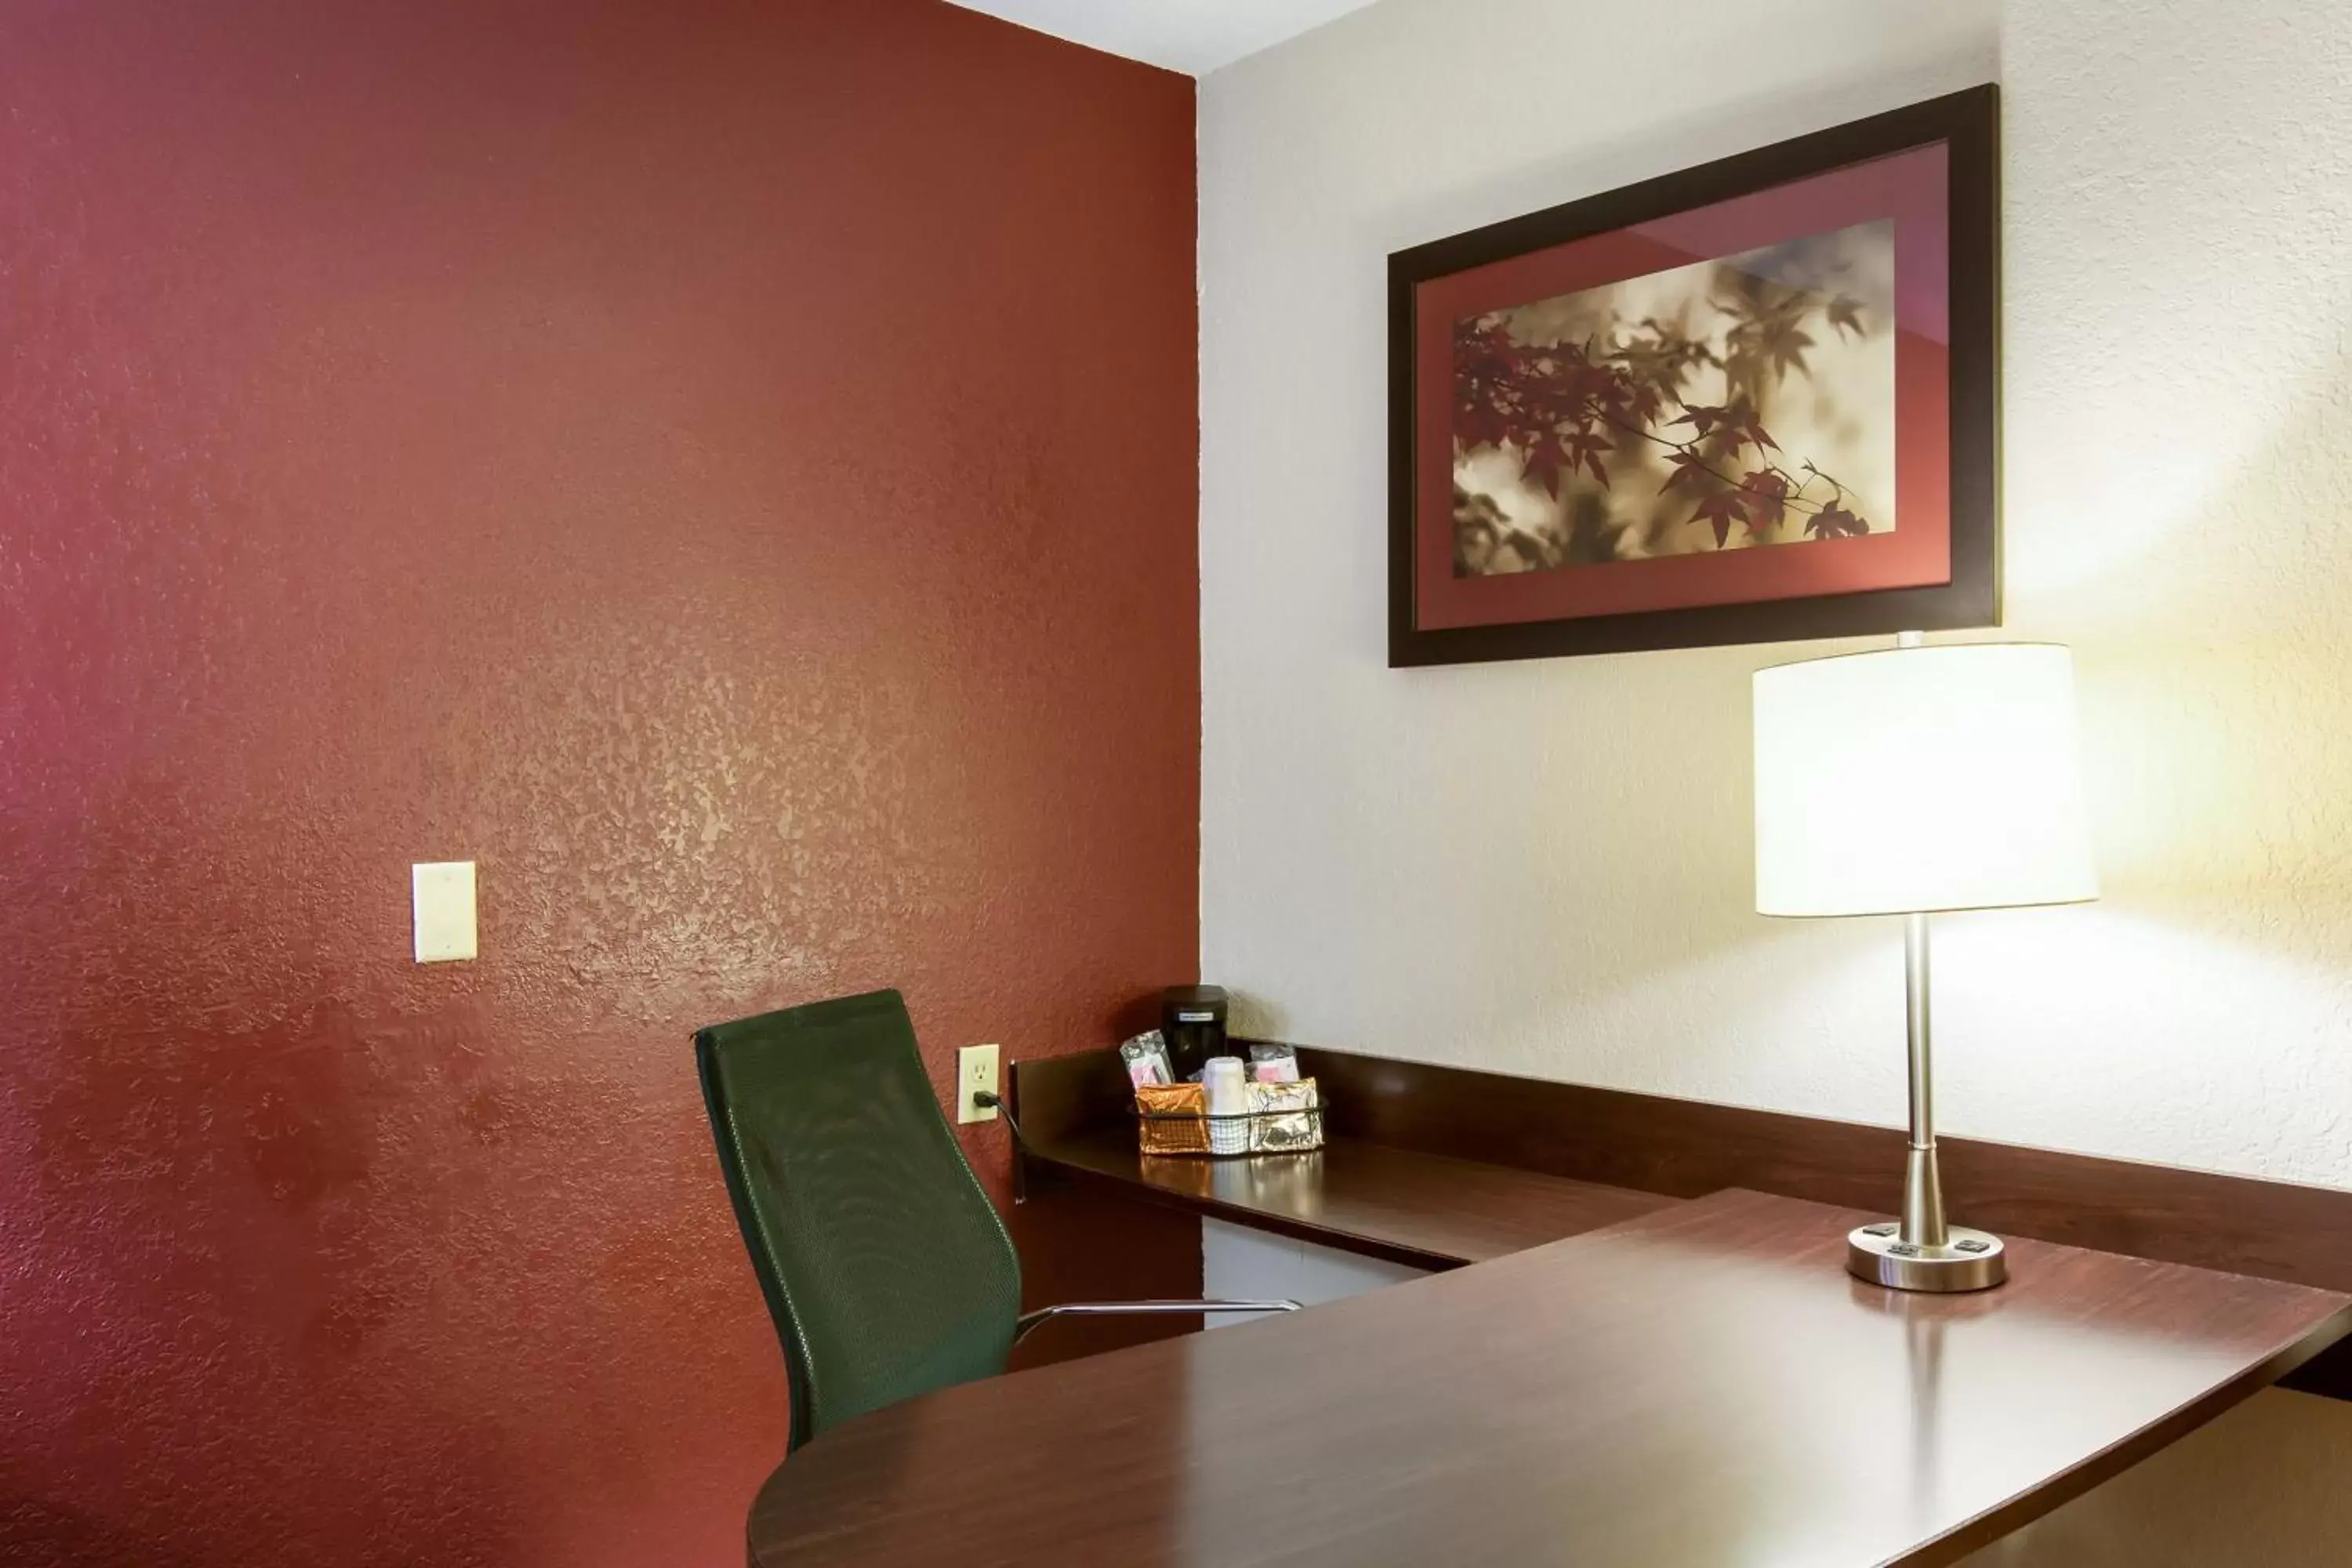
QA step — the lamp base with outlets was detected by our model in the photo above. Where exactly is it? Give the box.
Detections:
[1847,1222,2008,1293]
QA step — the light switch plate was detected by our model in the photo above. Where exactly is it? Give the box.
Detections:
[412,861,477,964]
[956,1044,1000,1124]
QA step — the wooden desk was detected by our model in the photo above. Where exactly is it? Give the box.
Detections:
[746,1190,2350,1566]
[1027,1123,1678,1269]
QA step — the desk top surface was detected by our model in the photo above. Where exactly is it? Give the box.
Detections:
[1029,1124,1679,1267]
[746,1189,2350,1568]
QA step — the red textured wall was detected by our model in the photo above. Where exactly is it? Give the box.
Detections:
[0,2,1199,1563]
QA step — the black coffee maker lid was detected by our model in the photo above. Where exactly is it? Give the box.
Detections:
[1163,984,1228,1011]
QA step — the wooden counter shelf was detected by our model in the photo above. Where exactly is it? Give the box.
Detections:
[749,1186,2352,1568]
[1008,1040,2352,1399]
[739,1040,2352,1567]
[1023,1121,1678,1270]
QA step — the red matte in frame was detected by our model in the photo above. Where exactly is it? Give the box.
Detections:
[1414,143,1950,633]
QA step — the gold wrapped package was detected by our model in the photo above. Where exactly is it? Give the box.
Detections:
[1134,1082,1210,1156]
[1250,1078,1323,1153]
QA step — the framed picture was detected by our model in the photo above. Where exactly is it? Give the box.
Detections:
[1388,85,1999,666]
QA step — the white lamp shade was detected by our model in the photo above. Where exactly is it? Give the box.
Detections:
[1753,643,2099,918]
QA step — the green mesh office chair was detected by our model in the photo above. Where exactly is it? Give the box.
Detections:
[696,988,1298,1450]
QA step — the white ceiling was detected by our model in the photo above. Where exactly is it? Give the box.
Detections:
[945,0,1382,76]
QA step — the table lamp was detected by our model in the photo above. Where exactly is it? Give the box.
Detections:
[1752,633,2097,1291]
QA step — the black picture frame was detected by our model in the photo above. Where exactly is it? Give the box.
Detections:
[1388,84,2000,668]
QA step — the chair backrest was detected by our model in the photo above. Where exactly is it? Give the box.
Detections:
[695,989,1022,1450]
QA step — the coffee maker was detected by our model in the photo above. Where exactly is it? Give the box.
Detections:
[1160,985,1229,1082]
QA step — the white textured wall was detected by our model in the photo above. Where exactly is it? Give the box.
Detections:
[1200,1218,1425,1326]
[1200,0,2352,1191]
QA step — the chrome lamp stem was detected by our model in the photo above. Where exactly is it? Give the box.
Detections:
[1846,907,2006,1292]
[1900,911,1948,1249]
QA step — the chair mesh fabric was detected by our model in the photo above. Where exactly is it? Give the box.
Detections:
[695,989,1022,1450]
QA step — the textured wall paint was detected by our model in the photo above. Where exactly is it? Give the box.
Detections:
[1200,1218,1422,1327]
[0,2,1199,1564]
[1200,0,2352,1189]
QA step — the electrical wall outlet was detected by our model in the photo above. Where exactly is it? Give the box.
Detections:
[956,1044,1000,1125]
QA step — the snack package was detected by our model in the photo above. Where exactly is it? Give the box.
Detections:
[1135,1080,1209,1156]
[1247,1042,1301,1083]
[1119,1029,1174,1088]
[1248,1077,1322,1153]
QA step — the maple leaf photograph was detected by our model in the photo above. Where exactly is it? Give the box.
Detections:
[1450,219,1895,578]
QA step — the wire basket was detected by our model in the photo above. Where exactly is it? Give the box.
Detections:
[1134,1085,1325,1158]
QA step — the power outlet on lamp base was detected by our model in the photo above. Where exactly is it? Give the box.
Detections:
[957,1044,1000,1125]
